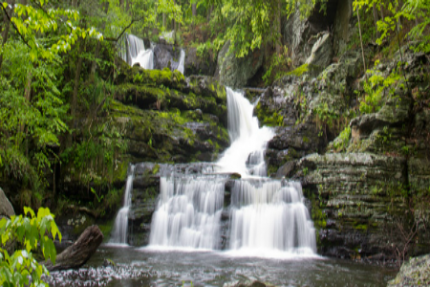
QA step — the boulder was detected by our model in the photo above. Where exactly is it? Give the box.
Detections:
[215,40,264,88]
[388,254,430,287]
[0,187,16,254]
[0,187,15,218]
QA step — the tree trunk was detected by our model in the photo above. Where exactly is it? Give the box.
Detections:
[372,5,379,39]
[126,0,130,13]
[379,5,384,21]
[163,13,166,28]
[43,225,103,272]
[90,1,109,78]
[356,8,367,78]
[24,71,32,101]
[276,0,282,54]
[207,5,213,22]
[192,3,197,42]
[72,41,84,128]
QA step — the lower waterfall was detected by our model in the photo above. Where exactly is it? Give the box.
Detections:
[110,165,135,244]
[144,88,316,256]
[149,176,226,249]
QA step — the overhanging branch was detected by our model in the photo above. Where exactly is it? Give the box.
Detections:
[0,2,32,49]
[104,18,143,42]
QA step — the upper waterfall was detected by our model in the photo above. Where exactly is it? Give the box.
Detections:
[216,88,274,177]
[122,34,154,70]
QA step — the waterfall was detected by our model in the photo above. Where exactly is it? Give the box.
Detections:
[149,175,225,249]
[123,34,154,70]
[145,87,316,257]
[217,88,274,177]
[228,180,316,256]
[110,165,135,244]
[176,49,186,74]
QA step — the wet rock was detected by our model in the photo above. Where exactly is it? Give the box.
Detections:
[276,161,296,179]
[103,258,115,267]
[0,187,16,254]
[215,40,264,88]
[388,254,430,287]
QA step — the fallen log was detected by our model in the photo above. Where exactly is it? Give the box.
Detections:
[44,225,103,271]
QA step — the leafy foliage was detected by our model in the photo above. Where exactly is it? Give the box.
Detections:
[0,207,61,287]
[359,66,401,114]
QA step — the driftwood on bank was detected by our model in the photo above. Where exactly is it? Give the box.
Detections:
[44,225,103,272]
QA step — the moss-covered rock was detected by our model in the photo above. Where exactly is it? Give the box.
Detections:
[296,153,409,259]
[388,254,430,287]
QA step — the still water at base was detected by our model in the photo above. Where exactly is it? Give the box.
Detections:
[47,246,396,287]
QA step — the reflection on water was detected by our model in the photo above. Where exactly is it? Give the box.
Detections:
[46,246,396,287]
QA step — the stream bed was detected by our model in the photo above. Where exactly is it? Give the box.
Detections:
[47,245,396,287]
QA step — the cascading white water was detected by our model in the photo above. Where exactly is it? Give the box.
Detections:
[217,88,316,256]
[125,34,154,70]
[176,49,186,74]
[217,88,274,177]
[110,165,135,244]
[149,176,225,249]
[146,87,316,257]
[229,180,316,256]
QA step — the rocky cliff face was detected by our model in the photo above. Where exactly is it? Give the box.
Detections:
[256,0,430,261]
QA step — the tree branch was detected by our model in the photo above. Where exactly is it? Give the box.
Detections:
[104,18,143,42]
[0,2,31,49]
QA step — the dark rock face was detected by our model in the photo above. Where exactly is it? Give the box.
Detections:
[153,44,182,71]
[184,47,217,76]
[152,43,216,76]
[283,0,355,66]
[264,4,430,261]
[215,40,264,88]
[128,163,160,246]
[297,153,408,259]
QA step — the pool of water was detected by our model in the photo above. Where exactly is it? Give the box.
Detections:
[47,245,396,287]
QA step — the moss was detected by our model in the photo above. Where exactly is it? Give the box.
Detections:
[152,164,160,175]
[255,102,284,127]
[113,160,130,184]
[286,63,309,77]
[98,219,114,243]
[353,223,369,231]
